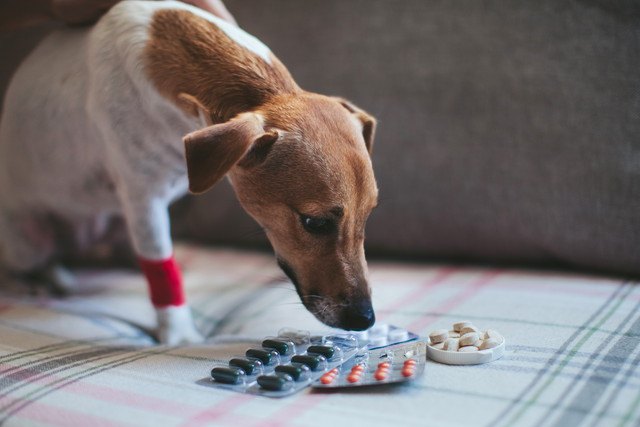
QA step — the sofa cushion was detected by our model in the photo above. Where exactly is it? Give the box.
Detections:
[174,0,640,276]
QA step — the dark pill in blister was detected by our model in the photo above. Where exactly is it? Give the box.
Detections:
[306,345,335,360]
[211,367,245,385]
[275,365,305,381]
[246,348,278,365]
[261,339,290,355]
[229,358,260,375]
[291,354,325,371]
[257,373,294,391]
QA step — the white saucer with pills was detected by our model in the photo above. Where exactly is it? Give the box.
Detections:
[426,321,505,365]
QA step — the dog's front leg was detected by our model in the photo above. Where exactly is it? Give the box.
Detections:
[121,196,202,345]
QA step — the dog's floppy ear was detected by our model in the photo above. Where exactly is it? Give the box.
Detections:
[335,98,377,154]
[183,112,278,194]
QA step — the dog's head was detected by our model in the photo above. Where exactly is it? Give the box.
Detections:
[183,93,378,330]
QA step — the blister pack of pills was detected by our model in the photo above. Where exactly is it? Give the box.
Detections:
[312,340,426,389]
[203,324,422,397]
[205,328,362,397]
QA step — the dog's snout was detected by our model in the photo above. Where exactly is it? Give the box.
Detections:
[339,300,375,331]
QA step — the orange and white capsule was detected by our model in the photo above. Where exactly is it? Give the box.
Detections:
[347,374,361,383]
[401,367,414,377]
[351,365,365,373]
[320,373,335,384]
[374,369,388,381]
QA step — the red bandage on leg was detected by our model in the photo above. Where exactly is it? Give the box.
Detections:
[138,256,185,307]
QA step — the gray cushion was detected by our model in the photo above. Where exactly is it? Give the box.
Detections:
[1,1,638,275]
[176,0,640,275]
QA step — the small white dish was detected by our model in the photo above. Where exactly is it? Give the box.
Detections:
[427,338,505,365]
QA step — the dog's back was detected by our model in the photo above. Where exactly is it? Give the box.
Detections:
[0,1,257,270]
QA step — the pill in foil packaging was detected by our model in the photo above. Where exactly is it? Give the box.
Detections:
[312,340,426,389]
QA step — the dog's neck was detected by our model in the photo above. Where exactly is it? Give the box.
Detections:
[144,9,300,125]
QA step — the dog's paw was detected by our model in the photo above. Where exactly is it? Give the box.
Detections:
[43,264,78,296]
[155,305,204,345]
[16,264,78,297]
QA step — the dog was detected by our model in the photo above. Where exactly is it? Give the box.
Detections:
[0,1,379,344]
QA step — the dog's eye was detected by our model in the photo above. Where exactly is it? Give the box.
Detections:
[300,215,335,235]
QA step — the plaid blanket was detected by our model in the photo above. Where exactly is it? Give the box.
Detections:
[0,244,638,427]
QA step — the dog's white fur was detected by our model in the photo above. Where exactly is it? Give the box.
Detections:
[0,1,272,344]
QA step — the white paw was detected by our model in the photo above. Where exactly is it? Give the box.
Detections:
[44,264,78,295]
[156,305,204,345]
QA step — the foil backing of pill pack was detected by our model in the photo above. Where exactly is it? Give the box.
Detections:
[204,324,423,397]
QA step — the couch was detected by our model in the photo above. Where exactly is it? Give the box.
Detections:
[1,1,639,426]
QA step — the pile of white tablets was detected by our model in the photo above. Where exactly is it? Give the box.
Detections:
[429,321,503,352]
[427,321,505,365]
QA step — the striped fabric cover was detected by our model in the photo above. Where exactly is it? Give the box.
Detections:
[1,244,638,427]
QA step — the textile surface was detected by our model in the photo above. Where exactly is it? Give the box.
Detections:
[1,244,638,426]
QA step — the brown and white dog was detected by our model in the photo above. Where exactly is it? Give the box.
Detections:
[0,1,378,344]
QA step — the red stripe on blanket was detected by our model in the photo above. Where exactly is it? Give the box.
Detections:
[258,394,330,427]
[138,256,185,307]
[407,270,501,332]
[64,381,201,415]
[180,394,253,427]
[378,267,458,320]
[15,400,126,427]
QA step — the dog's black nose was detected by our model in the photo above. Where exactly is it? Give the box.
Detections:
[340,301,375,331]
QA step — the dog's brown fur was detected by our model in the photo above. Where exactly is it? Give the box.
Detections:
[144,8,379,329]
[145,9,299,124]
